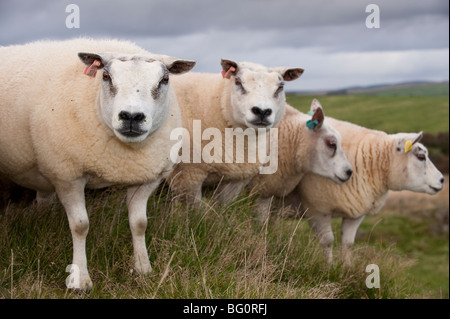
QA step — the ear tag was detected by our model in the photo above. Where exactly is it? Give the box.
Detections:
[221,66,236,79]
[306,110,314,116]
[404,140,413,153]
[83,60,101,77]
[306,119,319,130]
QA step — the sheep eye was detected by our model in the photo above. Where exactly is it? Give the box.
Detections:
[325,138,337,155]
[274,83,284,97]
[416,153,426,161]
[102,71,110,81]
[234,78,247,94]
[160,74,169,85]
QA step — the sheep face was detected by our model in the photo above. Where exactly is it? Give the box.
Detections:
[79,52,195,143]
[390,133,444,194]
[301,99,353,184]
[221,59,303,130]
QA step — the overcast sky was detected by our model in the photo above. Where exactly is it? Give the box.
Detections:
[0,0,448,91]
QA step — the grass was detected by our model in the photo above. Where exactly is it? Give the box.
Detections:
[287,95,449,135]
[0,94,448,299]
[0,188,420,299]
[354,83,449,97]
[359,211,449,298]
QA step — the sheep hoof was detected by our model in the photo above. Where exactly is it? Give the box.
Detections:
[134,260,152,275]
[69,275,93,293]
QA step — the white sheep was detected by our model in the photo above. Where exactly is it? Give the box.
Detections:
[168,59,304,204]
[248,99,353,221]
[288,117,445,264]
[0,38,195,290]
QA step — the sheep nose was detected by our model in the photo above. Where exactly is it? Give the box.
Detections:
[440,177,445,184]
[118,111,146,123]
[251,107,272,119]
[346,168,353,178]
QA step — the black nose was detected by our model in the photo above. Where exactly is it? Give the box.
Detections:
[440,177,445,184]
[118,111,146,123]
[346,169,353,178]
[251,107,272,120]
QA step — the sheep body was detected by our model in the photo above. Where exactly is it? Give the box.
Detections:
[0,38,194,289]
[249,103,352,197]
[247,101,352,221]
[0,38,181,189]
[291,117,445,263]
[168,61,303,203]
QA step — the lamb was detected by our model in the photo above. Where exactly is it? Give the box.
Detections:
[168,59,304,204]
[287,117,445,264]
[248,99,353,221]
[0,38,195,290]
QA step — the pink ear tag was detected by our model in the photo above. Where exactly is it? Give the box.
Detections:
[221,66,236,79]
[83,60,101,77]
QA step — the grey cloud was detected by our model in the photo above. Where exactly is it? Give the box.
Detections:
[0,0,447,91]
[0,0,447,45]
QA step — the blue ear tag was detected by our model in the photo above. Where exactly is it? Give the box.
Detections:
[306,119,319,130]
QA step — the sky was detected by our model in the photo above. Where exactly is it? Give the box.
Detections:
[0,0,448,92]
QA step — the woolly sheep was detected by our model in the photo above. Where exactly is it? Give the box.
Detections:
[0,38,195,290]
[288,117,445,264]
[248,100,353,221]
[168,59,304,204]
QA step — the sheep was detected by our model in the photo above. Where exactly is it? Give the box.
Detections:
[0,38,195,290]
[287,117,445,264]
[248,99,353,222]
[168,59,304,204]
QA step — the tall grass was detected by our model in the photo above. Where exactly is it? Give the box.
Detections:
[1,94,447,299]
[0,186,418,299]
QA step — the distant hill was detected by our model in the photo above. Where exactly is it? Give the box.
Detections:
[291,81,449,97]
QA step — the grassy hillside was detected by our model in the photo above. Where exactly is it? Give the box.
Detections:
[352,83,449,97]
[0,189,422,299]
[0,94,448,299]
[286,95,449,135]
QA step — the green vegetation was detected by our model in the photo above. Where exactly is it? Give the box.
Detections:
[354,83,449,97]
[0,94,448,299]
[287,95,449,135]
[0,190,420,299]
[359,213,449,298]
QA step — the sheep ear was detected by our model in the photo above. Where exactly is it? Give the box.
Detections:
[412,131,423,145]
[78,52,110,77]
[310,98,323,114]
[221,59,238,79]
[165,59,196,74]
[307,99,324,131]
[394,132,423,153]
[78,52,107,69]
[312,107,324,130]
[272,67,304,81]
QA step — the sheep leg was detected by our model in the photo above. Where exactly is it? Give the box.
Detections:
[169,166,206,205]
[36,191,56,207]
[215,179,250,204]
[307,212,334,263]
[341,215,365,265]
[283,190,302,213]
[54,178,92,291]
[127,180,161,275]
[255,197,273,224]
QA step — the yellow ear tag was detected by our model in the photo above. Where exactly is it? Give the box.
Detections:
[404,140,413,153]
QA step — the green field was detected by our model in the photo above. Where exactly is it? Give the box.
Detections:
[287,94,449,134]
[0,190,429,299]
[0,94,448,299]
[354,83,449,97]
